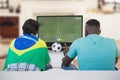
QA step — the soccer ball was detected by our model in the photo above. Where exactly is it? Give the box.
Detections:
[51,42,62,52]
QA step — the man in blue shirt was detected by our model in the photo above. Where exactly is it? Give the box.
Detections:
[61,19,119,70]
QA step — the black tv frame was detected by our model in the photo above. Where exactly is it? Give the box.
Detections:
[37,15,83,49]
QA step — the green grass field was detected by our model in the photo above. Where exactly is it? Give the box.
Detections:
[37,16,83,42]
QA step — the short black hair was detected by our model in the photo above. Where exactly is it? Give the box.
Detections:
[22,19,40,35]
[86,19,100,28]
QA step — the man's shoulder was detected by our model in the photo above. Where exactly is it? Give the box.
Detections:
[72,37,86,45]
[38,38,46,43]
[9,39,16,45]
[102,37,117,46]
[37,39,47,47]
[103,37,115,42]
[74,37,86,42]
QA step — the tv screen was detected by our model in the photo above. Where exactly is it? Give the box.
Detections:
[37,16,83,48]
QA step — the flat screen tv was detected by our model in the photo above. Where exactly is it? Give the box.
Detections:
[37,15,83,48]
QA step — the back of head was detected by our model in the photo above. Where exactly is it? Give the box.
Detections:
[85,19,101,36]
[22,19,40,35]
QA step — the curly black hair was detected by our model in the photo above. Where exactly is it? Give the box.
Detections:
[22,19,40,35]
[86,19,100,29]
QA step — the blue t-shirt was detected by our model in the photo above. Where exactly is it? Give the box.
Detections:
[67,34,119,70]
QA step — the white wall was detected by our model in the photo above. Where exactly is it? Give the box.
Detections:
[20,1,80,35]
[88,13,120,40]
[0,0,21,16]
[20,0,96,36]
[18,0,120,40]
[9,0,21,8]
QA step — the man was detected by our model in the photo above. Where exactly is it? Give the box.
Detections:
[61,19,119,70]
[3,19,52,71]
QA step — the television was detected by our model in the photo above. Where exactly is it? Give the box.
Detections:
[37,15,83,48]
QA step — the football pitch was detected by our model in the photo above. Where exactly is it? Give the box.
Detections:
[37,16,83,42]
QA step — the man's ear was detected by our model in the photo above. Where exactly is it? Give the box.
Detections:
[99,30,101,34]
[85,30,88,37]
